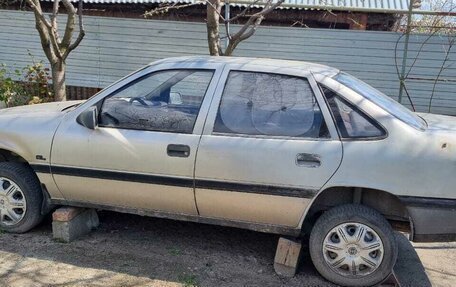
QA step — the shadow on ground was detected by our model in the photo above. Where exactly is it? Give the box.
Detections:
[0,211,437,286]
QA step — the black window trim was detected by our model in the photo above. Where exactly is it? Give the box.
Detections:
[211,70,332,141]
[96,68,216,134]
[319,84,388,141]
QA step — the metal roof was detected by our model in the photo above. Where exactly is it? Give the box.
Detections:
[152,55,340,74]
[40,0,415,13]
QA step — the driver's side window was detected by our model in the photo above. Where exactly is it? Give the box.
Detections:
[99,69,214,133]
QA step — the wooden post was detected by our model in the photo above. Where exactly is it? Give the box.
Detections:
[273,237,302,277]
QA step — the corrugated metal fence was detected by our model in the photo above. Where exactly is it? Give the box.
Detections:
[0,10,455,115]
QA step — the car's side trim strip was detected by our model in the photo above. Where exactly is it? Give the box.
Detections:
[195,179,317,198]
[399,195,456,210]
[31,164,51,174]
[31,164,194,188]
[30,164,317,198]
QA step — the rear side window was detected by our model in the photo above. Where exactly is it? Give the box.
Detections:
[321,85,386,139]
[213,71,329,138]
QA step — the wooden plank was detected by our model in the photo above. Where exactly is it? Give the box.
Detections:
[273,237,302,277]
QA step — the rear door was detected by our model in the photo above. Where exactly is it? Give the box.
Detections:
[194,64,343,228]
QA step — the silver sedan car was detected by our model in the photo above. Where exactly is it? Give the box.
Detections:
[0,56,455,286]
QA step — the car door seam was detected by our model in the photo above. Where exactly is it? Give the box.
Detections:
[192,63,229,215]
[47,111,72,199]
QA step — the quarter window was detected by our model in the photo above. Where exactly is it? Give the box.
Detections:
[334,72,426,131]
[213,71,329,138]
[321,85,386,139]
[99,70,214,133]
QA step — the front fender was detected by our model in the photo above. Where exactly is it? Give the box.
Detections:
[0,138,36,162]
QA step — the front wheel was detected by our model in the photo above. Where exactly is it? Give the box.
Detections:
[0,162,44,233]
[309,204,398,287]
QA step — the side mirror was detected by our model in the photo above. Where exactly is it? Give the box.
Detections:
[76,106,98,130]
[169,92,183,105]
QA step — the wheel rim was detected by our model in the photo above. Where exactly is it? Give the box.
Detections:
[322,222,384,278]
[0,177,26,226]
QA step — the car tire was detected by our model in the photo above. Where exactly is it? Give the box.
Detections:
[309,204,398,287]
[0,162,44,233]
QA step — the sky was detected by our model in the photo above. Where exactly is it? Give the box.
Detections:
[420,0,455,11]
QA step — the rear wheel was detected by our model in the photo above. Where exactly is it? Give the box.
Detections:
[0,162,44,233]
[309,204,398,287]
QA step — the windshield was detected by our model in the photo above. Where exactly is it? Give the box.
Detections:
[333,72,426,131]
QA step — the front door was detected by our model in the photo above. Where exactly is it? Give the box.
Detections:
[195,66,343,227]
[51,64,222,215]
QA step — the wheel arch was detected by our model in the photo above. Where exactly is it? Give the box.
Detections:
[0,148,29,164]
[0,148,55,216]
[301,186,413,237]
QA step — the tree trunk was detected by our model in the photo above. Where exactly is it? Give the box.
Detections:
[224,40,239,56]
[51,61,67,101]
[206,0,221,56]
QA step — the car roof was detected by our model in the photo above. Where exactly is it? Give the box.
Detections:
[150,56,340,75]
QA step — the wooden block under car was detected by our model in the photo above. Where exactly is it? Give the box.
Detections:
[274,236,303,277]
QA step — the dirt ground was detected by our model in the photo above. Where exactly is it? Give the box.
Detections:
[0,211,454,287]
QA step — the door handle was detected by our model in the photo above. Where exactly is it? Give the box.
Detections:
[296,153,321,168]
[167,144,190,158]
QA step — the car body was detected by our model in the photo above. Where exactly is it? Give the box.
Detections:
[0,56,455,286]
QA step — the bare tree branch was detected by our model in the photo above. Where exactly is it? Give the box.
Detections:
[395,0,455,112]
[224,0,284,55]
[26,0,86,101]
[26,0,57,62]
[48,0,64,60]
[67,0,85,56]
[405,29,439,79]
[144,2,202,17]
[230,0,282,40]
[402,81,416,112]
[428,36,455,112]
[206,0,226,21]
[27,0,52,29]
[51,0,59,29]
[60,0,77,50]
[145,0,283,56]
[225,0,261,23]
